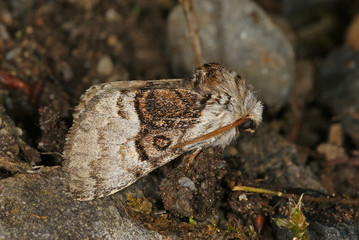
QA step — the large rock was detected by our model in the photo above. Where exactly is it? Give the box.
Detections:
[167,0,295,110]
[0,168,163,240]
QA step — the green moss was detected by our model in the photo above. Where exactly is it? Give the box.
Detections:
[273,194,309,240]
[125,194,259,239]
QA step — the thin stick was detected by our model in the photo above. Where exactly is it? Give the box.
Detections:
[233,185,359,205]
[232,185,283,197]
[173,116,249,149]
[179,0,203,67]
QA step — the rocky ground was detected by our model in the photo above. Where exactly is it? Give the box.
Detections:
[0,0,359,239]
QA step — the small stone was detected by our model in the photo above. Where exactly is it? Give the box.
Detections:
[107,34,123,53]
[224,145,239,157]
[328,123,344,146]
[0,9,12,25]
[105,8,121,23]
[25,26,33,34]
[178,177,196,191]
[317,143,346,161]
[97,55,114,76]
[0,24,10,41]
[166,0,295,110]
[238,194,248,201]
[6,48,21,60]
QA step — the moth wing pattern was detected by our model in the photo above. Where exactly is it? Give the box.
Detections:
[63,63,263,201]
[72,79,191,121]
[63,80,209,200]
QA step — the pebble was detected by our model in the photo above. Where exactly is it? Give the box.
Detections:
[166,0,295,110]
[96,55,114,76]
[317,47,359,146]
[107,34,123,54]
[0,9,13,25]
[105,8,121,23]
[0,24,10,41]
[5,48,21,60]
[178,177,196,191]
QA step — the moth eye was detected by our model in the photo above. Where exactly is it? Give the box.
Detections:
[240,119,255,130]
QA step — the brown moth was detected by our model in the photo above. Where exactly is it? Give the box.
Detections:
[63,63,263,200]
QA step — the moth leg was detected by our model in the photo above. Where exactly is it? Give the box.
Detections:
[186,147,203,169]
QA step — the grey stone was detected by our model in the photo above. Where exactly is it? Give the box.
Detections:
[5,48,21,60]
[105,8,121,23]
[166,0,295,110]
[307,217,359,240]
[178,177,196,191]
[0,168,163,240]
[0,24,10,41]
[97,55,114,76]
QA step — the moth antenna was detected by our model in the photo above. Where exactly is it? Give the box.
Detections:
[173,116,249,149]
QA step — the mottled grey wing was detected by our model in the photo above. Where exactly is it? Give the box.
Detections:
[72,78,193,121]
[63,82,204,200]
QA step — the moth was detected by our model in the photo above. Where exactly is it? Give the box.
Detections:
[63,63,263,200]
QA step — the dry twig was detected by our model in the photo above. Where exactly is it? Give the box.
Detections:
[179,0,203,66]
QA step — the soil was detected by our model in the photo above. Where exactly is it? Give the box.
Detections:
[0,0,358,239]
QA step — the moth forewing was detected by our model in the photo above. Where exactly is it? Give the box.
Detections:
[63,86,205,200]
[63,63,263,200]
[72,79,191,120]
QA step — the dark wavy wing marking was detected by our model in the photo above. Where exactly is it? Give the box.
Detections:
[133,88,210,167]
[72,78,193,120]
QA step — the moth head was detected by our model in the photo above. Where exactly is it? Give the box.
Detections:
[239,118,255,133]
[238,117,259,134]
[239,90,263,134]
[193,62,263,132]
[193,62,237,94]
